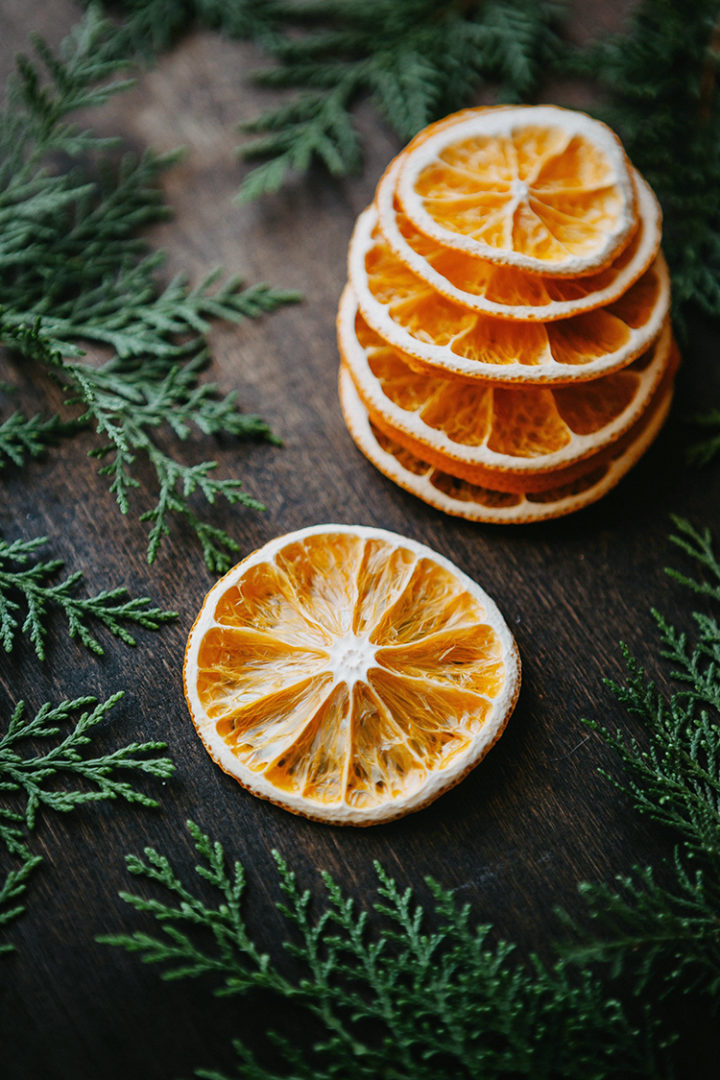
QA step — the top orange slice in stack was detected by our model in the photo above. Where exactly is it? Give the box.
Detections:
[338,105,676,523]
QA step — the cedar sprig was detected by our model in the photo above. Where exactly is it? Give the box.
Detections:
[0,410,77,469]
[0,693,173,833]
[0,533,177,659]
[559,516,720,1006]
[0,692,174,952]
[107,0,566,201]
[0,9,300,569]
[685,410,720,468]
[235,0,567,202]
[0,853,42,954]
[101,822,654,1080]
[64,347,279,570]
[571,0,720,327]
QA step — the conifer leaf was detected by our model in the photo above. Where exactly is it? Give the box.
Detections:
[102,820,652,1080]
[0,534,177,659]
[0,691,174,953]
[557,517,720,1005]
[0,9,300,569]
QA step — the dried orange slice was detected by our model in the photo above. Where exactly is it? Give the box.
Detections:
[339,287,672,492]
[349,205,670,384]
[395,105,637,276]
[183,525,521,825]
[339,366,674,524]
[377,157,662,322]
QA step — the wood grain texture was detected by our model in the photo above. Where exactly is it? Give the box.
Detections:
[1,2,719,1077]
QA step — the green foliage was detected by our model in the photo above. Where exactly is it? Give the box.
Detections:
[0,410,77,469]
[0,853,42,955]
[101,820,654,1080]
[0,534,177,659]
[0,692,174,951]
[0,8,300,569]
[109,0,566,200]
[685,409,720,467]
[559,517,720,1007]
[103,517,720,1075]
[572,0,720,325]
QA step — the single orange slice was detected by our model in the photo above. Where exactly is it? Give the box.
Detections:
[377,156,662,322]
[349,206,670,384]
[396,105,637,276]
[184,525,521,825]
[339,287,672,492]
[339,366,674,523]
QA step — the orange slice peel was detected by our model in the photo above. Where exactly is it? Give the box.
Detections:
[376,157,662,322]
[339,285,673,491]
[349,205,670,385]
[184,525,521,825]
[339,366,674,524]
[395,105,638,276]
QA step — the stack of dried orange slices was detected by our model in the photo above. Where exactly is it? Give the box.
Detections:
[338,105,677,523]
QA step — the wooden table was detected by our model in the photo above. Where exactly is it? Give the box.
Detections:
[2,3,718,1077]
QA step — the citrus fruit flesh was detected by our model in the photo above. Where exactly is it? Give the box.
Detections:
[339,366,675,524]
[350,206,670,384]
[184,526,520,825]
[395,105,637,276]
[376,158,661,322]
[339,286,672,490]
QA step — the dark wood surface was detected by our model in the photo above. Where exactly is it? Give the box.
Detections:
[2,3,719,1077]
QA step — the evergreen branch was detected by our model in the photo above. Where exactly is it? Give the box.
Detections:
[665,515,720,599]
[0,853,43,954]
[103,821,654,1080]
[560,856,720,999]
[0,692,174,952]
[0,693,174,830]
[61,348,278,569]
[565,519,720,1005]
[0,534,177,659]
[0,410,78,469]
[235,0,566,199]
[685,409,720,468]
[108,0,566,200]
[573,0,720,325]
[0,10,300,569]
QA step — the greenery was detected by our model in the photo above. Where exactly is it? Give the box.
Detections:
[0,533,176,659]
[0,692,174,952]
[100,821,656,1080]
[109,0,566,201]
[100,518,720,1077]
[575,1,720,326]
[560,516,720,1003]
[685,409,720,467]
[0,9,300,570]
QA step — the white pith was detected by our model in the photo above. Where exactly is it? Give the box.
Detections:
[395,105,637,275]
[327,631,378,685]
[338,285,672,480]
[375,158,662,322]
[339,366,674,525]
[184,524,521,825]
[348,204,671,385]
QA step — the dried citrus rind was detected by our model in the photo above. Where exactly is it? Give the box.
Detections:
[339,365,673,523]
[395,105,637,276]
[349,205,670,385]
[339,286,673,491]
[184,525,521,825]
[377,157,661,322]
